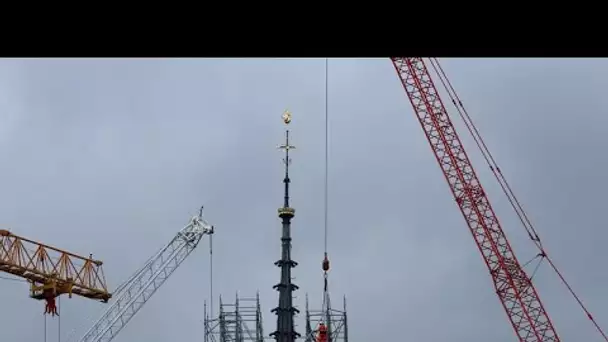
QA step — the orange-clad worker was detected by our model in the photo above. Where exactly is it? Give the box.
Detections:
[316,322,328,342]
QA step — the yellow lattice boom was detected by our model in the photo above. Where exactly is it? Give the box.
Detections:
[0,229,111,303]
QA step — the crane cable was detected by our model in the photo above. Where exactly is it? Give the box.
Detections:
[1,276,63,341]
[428,58,608,341]
[41,299,61,342]
[58,296,61,342]
[209,227,214,316]
[202,204,214,317]
[43,297,61,342]
[0,276,55,339]
[321,58,330,315]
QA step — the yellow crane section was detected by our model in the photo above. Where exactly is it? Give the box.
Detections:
[0,229,111,315]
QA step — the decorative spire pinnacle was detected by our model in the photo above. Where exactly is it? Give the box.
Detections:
[278,109,295,208]
[271,109,300,342]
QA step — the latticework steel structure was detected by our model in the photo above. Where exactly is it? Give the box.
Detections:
[76,212,214,342]
[204,293,266,342]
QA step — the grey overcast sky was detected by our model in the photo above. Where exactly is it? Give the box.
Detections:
[0,58,607,342]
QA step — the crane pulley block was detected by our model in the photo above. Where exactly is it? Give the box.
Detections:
[322,254,329,272]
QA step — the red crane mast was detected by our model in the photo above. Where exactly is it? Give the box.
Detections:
[390,58,559,342]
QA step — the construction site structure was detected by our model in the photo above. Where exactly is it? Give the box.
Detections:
[3,58,607,342]
[270,110,300,342]
[73,208,214,342]
[204,293,266,342]
[304,294,347,342]
[0,229,111,316]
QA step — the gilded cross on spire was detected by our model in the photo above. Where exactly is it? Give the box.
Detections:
[277,110,295,208]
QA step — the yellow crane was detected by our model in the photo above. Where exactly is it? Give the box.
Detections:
[0,229,111,316]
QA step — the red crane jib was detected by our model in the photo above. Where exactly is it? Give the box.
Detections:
[390,58,560,342]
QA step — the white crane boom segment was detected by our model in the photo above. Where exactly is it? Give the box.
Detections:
[75,213,214,342]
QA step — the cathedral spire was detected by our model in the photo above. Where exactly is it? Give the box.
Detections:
[270,110,300,342]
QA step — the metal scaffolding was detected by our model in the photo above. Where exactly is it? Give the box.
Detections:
[204,293,266,342]
[304,294,348,342]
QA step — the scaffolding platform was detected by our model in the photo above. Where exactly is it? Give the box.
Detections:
[204,293,266,342]
[304,294,348,342]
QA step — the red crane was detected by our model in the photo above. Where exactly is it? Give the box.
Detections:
[390,57,606,342]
